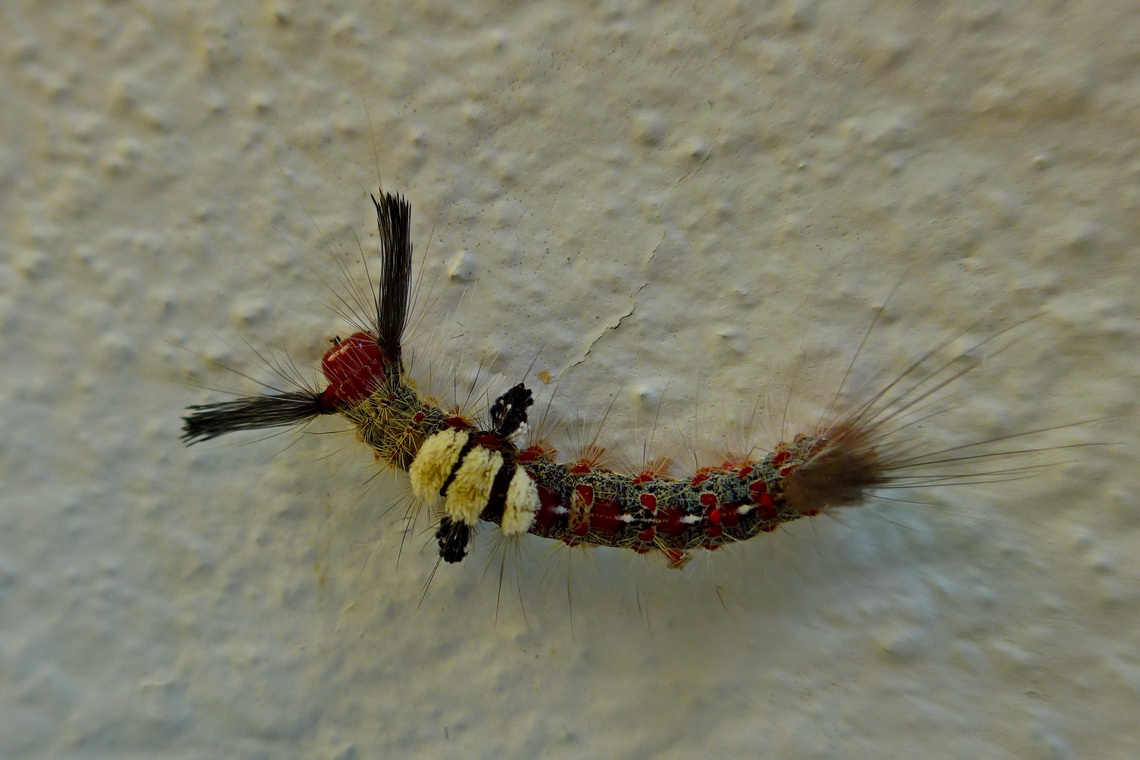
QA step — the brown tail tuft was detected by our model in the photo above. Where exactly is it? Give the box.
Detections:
[781,420,886,514]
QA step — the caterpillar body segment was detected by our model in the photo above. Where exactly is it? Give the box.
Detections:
[182,190,1024,569]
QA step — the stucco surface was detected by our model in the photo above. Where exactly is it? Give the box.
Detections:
[2,1,1138,758]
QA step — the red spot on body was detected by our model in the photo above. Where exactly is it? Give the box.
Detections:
[771,451,791,466]
[758,493,777,520]
[588,499,623,534]
[779,465,797,477]
[749,479,779,519]
[320,332,388,406]
[570,445,607,472]
[659,508,686,536]
[632,457,671,484]
[517,443,556,463]
[639,493,657,512]
[574,484,594,507]
[533,487,561,532]
[760,523,779,533]
[662,549,691,569]
[637,527,656,543]
[720,505,741,527]
[474,433,505,449]
[736,465,754,479]
[702,493,723,537]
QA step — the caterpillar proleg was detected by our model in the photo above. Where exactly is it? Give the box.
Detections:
[183,190,1079,571]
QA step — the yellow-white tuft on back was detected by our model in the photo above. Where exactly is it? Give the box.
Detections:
[500,469,539,535]
[444,447,503,526]
[409,428,470,502]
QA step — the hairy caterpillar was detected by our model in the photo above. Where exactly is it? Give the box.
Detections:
[183,190,1071,571]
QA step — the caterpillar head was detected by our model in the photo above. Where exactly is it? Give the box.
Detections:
[320,331,392,408]
[182,190,413,445]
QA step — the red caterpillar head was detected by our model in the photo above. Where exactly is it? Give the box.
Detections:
[320,331,390,407]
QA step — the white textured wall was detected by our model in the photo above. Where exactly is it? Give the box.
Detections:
[4,2,1137,758]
